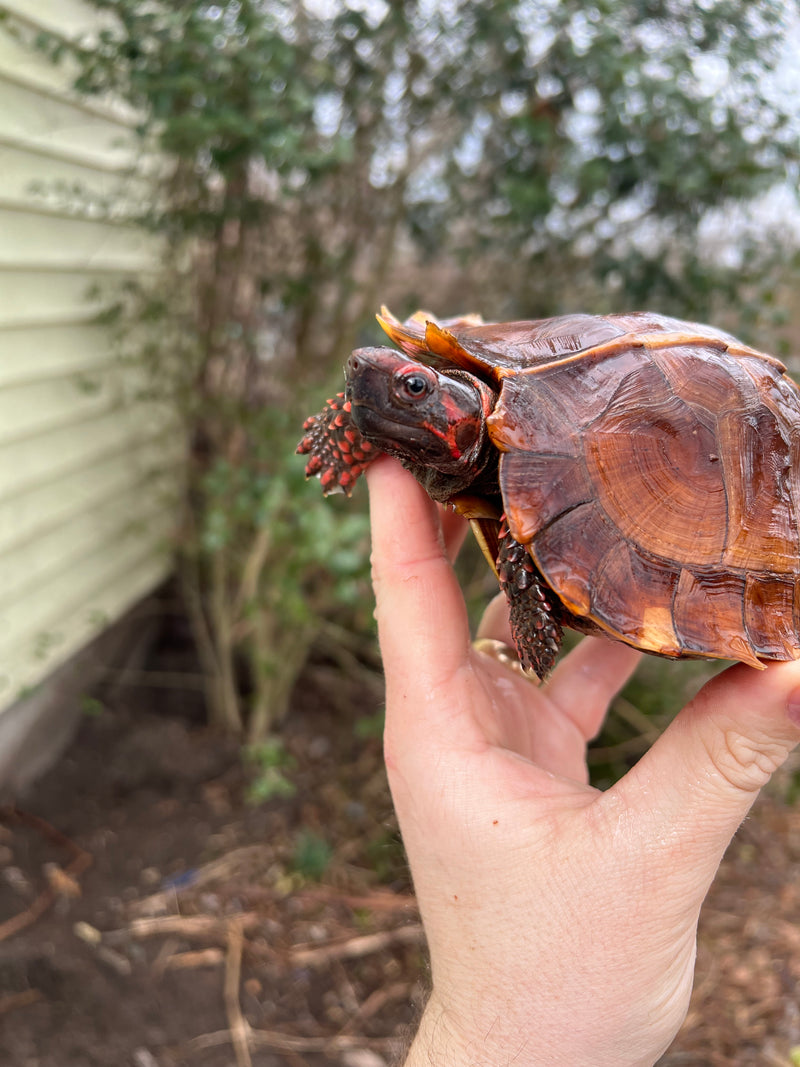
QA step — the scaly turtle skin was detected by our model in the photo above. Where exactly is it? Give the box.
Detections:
[298,308,800,678]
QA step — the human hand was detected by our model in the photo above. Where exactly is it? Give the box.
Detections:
[366,456,800,1067]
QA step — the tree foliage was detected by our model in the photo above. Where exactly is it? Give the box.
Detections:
[23,0,800,737]
[46,0,800,321]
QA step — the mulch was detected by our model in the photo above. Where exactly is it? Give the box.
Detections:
[0,654,798,1067]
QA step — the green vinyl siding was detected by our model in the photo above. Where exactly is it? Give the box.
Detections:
[0,0,176,707]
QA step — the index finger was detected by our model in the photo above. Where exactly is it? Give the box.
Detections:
[366,456,472,694]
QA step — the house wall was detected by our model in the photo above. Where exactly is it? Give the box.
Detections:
[0,1,178,761]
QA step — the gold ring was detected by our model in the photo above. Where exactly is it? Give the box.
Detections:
[471,638,533,680]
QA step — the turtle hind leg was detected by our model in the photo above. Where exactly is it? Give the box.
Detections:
[296,392,377,496]
[496,519,563,680]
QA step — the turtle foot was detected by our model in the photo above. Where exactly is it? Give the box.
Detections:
[496,519,563,680]
[297,392,377,496]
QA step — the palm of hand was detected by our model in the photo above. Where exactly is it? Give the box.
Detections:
[469,623,639,783]
[369,456,800,1067]
[432,501,640,785]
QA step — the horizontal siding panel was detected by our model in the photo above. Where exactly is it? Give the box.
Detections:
[0,0,117,39]
[0,76,139,165]
[0,269,122,325]
[0,407,173,499]
[0,9,134,125]
[0,368,135,446]
[0,480,174,606]
[0,520,173,661]
[0,27,96,103]
[1,485,171,607]
[0,430,183,556]
[0,513,173,661]
[0,321,123,387]
[0,141,153,207]
[0,3,137,130]
[0,205,159,271]
[0,545,173,704]
[0,0,177,719]
[0,22,83,97]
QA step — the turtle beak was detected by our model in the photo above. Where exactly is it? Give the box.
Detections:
[346,347,398,387]
[345,348,402,411]
[345,347,432,444]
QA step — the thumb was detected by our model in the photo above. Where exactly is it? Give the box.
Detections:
[612,659,800,886]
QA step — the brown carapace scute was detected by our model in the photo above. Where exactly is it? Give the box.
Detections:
[298,306,800,678]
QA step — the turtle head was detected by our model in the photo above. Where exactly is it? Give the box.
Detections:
[346,347,496,497]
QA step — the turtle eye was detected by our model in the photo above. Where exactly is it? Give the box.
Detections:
[399,372,431,400]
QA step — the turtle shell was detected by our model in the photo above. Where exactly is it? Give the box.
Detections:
[378,308,800,667]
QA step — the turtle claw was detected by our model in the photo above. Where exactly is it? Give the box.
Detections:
[496,518,563,680]
[297,391,377,496]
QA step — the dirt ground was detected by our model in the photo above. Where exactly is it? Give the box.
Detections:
[1,620,799,1067]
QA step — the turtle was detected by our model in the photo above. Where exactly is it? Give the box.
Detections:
[297,307,800,679]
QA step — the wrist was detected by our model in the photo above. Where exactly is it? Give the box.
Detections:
[402,993,553,1067]
[401,990,666,1067]
[402,996,470,1067]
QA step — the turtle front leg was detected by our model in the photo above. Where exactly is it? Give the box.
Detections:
[496,519,563,680]
[297,392,377,496]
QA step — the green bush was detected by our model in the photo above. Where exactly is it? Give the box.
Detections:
[21,0,799,743]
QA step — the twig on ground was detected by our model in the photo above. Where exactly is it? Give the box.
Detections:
[224,918,252,1067]
[130,846,269,916]
[0,807,92,943]
[150,936,182,976]
[94,945,133,977]
[297,886,418,914]
[178,1027,396,1057]
[338,981,413,1035]
[290,924,425,968]
[282,1051,312,1067]
[107,912,261,945]
[158,948,226,973]
[0,989,43,1015]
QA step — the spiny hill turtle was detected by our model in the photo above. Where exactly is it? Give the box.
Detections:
[298,309,800,679]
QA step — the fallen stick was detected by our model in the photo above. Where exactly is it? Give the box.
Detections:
[159,948,226,972]
[107,912,261,944]
[0,808,92,943]
[224,919,252,1067]
[290,923,425,968]
[130,846,269,916]
[181,1027,396,1057]
[297,886,419,913]
[338,980,413,1035]
[0,989,43,1015]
